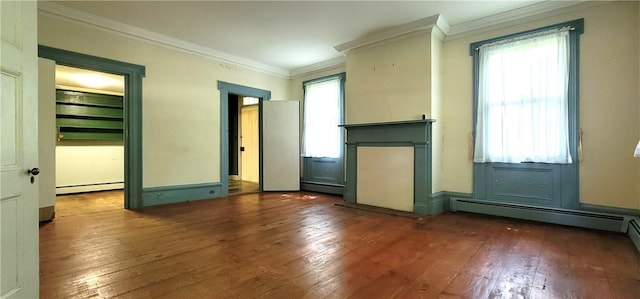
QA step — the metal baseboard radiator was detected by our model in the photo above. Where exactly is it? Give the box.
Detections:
[449,197,631,233]
[629,219,640,252]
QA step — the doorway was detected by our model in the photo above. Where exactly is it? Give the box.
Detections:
[53,65,126,216]
[38,45,146,209]
[217,81,272,196]
[228,94,260,195]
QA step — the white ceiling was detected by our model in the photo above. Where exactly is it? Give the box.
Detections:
[48,1,585,76]
[56,65,124,94]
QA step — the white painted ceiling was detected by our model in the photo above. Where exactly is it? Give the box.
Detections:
[50,0,578,75]
[56,65,124,94]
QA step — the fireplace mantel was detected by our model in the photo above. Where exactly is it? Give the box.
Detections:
[340,119,435,215]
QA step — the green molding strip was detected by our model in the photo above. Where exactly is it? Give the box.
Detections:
[142,182,224,207]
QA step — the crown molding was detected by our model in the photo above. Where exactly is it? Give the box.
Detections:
[334,14,450,55]
[37,1,290,78]
[289,56,346,79]
[446,0,597,40]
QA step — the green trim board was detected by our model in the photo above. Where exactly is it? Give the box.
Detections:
[217,81,271,197]
[39,45,146,209]
[341,120,435,215]
[142,182,224,207]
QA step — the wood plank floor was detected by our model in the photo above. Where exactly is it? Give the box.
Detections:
[40,192,640,298]
[55,190,124,217]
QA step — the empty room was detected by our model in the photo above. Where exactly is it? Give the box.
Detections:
[2,1,640,298]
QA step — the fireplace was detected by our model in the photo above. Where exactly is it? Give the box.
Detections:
[341,120,435,215]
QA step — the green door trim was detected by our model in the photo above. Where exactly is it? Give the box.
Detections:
[217,81,271,196]
[38,45,146,209]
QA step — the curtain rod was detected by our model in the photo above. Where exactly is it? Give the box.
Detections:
[475,26,574,51]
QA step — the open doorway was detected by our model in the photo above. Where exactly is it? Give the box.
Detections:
[38,45,146,213]
[53,65,126,216]
[228,94,260,195]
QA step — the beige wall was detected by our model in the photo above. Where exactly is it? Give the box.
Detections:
[441,1,640,209]
[431,32,444,193]
[38,13,290,188]
[345,33,431,124]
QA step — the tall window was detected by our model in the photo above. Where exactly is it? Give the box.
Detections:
[302,74,344,158]
[474,27,575,164]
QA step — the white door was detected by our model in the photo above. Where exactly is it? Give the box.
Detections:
[240,105,259,183]
[1,1,39,298]
[262,101,300,191]
[38,58,56,221]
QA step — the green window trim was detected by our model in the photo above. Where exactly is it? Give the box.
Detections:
[56,89,124,141]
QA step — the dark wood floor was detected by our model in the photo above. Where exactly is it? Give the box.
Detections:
[40,192,640,298]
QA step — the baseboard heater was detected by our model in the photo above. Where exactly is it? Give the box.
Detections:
[450,197,631,233]
[629,219,640,251]
[56,182,124,195]
[300,181,344,195]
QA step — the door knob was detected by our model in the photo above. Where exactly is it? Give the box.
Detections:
[27,167,40,176]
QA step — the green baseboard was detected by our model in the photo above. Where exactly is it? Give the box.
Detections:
[142,182,224,207]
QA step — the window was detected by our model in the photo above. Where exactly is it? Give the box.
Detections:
[473,23,582,164]
[302,74,345,158]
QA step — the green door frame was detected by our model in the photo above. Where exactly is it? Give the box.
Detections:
[217,81,271,196]
[38,45,146,209]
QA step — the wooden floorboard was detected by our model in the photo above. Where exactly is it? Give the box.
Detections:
[40,192,640,298]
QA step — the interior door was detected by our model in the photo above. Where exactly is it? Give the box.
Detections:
[1,1,39,298]
[262,100,300,191]
[241,105,259,182]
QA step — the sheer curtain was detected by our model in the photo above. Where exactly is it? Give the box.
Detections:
[474,30,573,164]
[303,78,341,158]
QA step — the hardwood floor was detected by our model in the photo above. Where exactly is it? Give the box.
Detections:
[229,179,260,195]
[54,190,123,217]
[40,192,640,298]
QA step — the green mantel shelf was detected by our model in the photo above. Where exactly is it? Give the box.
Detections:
[339,119,436,128]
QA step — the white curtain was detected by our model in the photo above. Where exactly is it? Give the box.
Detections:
[474,30,573,164]
[303,78,341,158]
